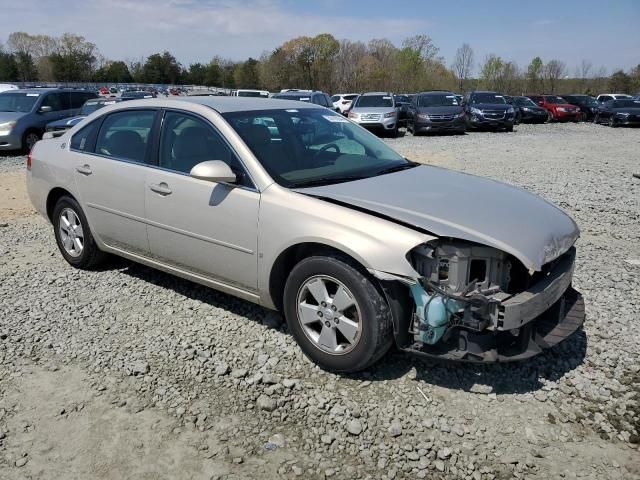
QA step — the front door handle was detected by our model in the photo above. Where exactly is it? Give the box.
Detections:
[76,164,92,175]
[149,182,172,196]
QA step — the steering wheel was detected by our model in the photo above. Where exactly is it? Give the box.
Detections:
[313,143,341,157]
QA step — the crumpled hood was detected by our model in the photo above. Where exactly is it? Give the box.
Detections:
[296,165,579,271]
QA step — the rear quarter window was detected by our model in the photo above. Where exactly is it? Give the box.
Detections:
[70,120,100,152]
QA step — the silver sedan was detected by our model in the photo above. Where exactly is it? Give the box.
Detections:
[26,97,585,372]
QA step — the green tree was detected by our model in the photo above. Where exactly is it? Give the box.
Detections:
[185,63,207,85]
[527,56,544,92]
[609,69,632,93]
[0,50,19,81]
[233,57,260,88]
[95,60,133,83]
[140,51,182,84]
[49,33,98,81]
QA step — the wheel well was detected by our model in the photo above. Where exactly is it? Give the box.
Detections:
[268,243,367,312]
[46,188,74,221]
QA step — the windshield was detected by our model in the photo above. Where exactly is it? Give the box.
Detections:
[80,101,109,115]
[222,108,412,188]
[471,93,505,104]
[237,91,268,98]
[0,92,39,112]
[418,94,459,107]
[545,96,567,104]
[613,100,640,108]
[354,95,393,108]
[565,95,598,106]
[394,95,410,104]
[514,97,537,107]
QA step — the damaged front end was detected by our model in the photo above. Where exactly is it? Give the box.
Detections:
[386,240,585,362]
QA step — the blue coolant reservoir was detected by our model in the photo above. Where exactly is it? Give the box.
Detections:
[410,282,464,345]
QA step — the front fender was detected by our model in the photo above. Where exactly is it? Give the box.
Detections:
[257,185,434,308]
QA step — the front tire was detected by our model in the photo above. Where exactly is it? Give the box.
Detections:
[283,255,393,373]
[22,130,41,153]
[608,116,617,128]
[53,196,105,269]
[546,111,554,123]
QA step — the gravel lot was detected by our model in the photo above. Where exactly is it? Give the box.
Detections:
[1,122,639,479]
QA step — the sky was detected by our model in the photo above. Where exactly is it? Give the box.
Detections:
[0,0,638,74]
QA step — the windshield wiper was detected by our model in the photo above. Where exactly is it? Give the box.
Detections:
[289,175,369,188]
[374,162,419,176]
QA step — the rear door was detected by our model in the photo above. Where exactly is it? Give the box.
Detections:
[144,109,260,290]
[71,108,158,255]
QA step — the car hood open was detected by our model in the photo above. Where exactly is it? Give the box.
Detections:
[295,165,579,272]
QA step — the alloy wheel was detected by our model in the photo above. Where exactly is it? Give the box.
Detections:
[58,208,84,257]
[296,275,362,355]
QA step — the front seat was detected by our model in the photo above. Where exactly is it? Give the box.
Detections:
[240,124,297,175]
[171,126,212,172]
[108,130,145,161]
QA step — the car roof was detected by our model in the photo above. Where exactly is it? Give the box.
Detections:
[10,88,60,93]
[126,96,322,113]
[361,92,391,96]
[273,91,317,97]
[417,91,455,96]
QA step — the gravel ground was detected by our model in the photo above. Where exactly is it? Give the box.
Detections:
[1,122,639,479]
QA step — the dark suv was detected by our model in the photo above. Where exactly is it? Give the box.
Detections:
[0,88,97,152]
[561,95,600,121]
[272,90,337,111]
[463,91,515,131]
[407,91,466,134]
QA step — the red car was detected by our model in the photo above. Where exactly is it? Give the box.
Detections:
[527,95,581,122]
[98,87,110,96]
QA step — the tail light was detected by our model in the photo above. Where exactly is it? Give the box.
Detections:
[27,149,33,171]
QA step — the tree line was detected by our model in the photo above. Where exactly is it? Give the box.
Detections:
[1,31,639,95]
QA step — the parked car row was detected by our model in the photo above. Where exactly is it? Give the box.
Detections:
[2,86,638,152]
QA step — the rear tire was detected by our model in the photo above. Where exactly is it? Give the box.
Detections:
[546,111,554,123]
[52,196,106,269]
[283,255,393,373]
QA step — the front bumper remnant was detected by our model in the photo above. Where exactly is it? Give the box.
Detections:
[402,287,585,362]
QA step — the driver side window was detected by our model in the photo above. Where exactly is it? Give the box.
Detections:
[159,111,251,187]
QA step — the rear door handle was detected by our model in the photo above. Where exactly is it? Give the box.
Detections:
[149,182,172,196]
[75,164,92,175]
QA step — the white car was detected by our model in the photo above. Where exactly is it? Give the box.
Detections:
[0,83,18,94]
[232,89,269,98]
[597,93,633,103]
[331,93,359,114]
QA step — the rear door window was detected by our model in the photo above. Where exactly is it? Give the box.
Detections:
[95,110,156,163]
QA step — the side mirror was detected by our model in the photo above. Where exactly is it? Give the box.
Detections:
[190,160,237,184]
[39,105,52,113]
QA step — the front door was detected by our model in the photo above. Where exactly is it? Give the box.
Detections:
[72,109,156,255]
[145,110,260,291]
